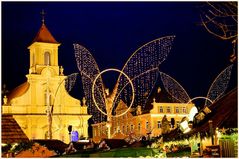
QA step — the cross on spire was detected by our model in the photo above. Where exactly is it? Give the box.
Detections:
[40,9,46,24]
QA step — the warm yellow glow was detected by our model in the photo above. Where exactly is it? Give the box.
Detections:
[92,100,195,142]
[2,39,91,143]
[151,114,187,117]
[187,96,213,105]
[92,68,135,118]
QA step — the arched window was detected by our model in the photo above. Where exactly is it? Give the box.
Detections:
[44,52,50,65]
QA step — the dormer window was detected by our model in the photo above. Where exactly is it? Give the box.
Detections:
[44,52,50,65]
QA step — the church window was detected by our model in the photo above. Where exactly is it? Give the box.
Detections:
[176,107,179,113]
[44,51,50,65]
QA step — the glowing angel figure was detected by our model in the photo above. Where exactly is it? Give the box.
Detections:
[74,36,175,124]
[159,64,233,133]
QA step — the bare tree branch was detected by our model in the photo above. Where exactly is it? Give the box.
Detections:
[200,2,237,41]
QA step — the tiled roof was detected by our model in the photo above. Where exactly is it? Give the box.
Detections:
[32,23,59,44]
[164,88,237,141]
[191,88,237,131]
[1,115,29,144]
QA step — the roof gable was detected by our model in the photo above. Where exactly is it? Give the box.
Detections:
[32,24,59,44]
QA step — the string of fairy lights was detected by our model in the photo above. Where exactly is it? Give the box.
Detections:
[159,64,233,108]
[65,73,78,92]
[205,64,233,106]
[73,35,233,125]
[73,36,175,123]
[115,36,175,112]
[159,71,191,103]
[74,44,106,123]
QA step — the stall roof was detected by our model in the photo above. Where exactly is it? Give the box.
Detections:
[164,88,237,141]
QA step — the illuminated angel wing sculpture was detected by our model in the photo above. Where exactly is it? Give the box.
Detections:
[159,71,191,103]
[160,64,233,133]
[205,64,233,106]
[74,44,107,122]
[160,64,233,107]
[74,36,175,123]
[114,36,176,111]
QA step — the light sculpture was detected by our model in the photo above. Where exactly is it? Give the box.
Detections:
[160,64,233,133]
[91,68,135,139]
[74,36,175,123]
[92,68,135,118]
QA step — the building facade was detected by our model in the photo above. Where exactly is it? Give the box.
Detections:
[2,21,91,143]
[92,98,194,143]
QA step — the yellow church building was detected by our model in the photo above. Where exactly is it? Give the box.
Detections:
[2,20,91,143]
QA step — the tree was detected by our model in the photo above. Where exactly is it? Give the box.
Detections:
[200,2,237,62]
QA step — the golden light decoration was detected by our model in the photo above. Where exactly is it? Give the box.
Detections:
[180,96,213,133]
[74,36,175,123]
[160,64,233,107]
[205,64,233,106]
[160,65,233,134]
[92,68,135,118]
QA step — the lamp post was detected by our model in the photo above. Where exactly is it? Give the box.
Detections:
[68,125,72,142]
[208,120,214,145]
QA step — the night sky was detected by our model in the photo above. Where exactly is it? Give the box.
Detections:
[2,2,237,100]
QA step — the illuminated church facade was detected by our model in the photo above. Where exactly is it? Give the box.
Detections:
[2,21,91,143]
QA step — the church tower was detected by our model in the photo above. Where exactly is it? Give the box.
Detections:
[28,21,60,75]
[2,14,91,143]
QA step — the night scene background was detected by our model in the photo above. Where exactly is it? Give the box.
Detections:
[2,2,237,103]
